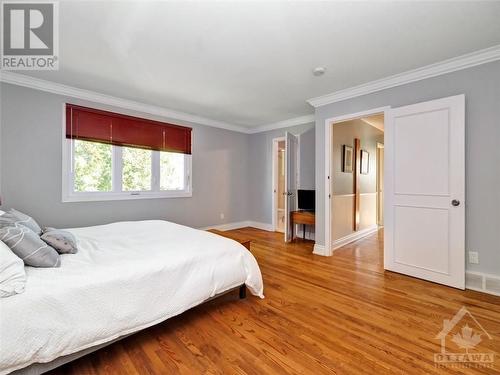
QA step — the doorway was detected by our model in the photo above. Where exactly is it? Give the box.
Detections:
[273,138,286,233]
[272,133,299,242]
[328,112,385,250]
[324,95,465,289]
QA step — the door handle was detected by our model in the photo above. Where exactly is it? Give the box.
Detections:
[451,199,460,207]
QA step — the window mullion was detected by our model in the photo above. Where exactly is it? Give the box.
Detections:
[186,154,192,193]
[152,151,160,192]
[113,146,123,193]
[69,140,76,193]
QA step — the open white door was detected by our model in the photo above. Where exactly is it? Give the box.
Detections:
[284,132,298,242]
[384,95,465,289]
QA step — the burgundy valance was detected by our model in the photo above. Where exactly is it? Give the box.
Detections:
[65,104,192,154]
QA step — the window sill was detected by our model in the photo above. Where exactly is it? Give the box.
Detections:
[62,191,192,203]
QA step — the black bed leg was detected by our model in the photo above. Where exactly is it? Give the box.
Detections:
[239,285,246,299]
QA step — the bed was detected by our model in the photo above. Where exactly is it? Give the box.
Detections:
[0,220,264,375]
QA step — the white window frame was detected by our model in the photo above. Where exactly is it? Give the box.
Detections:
[61,108,192,203]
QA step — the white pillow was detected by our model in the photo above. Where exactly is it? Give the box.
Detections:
[0,240,26,297]
[0,210,5,216]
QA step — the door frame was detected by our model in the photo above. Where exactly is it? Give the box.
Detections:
[376,142,385,227]
[284,132,299,242]
[323,106,390,256]
[271,136,286,232]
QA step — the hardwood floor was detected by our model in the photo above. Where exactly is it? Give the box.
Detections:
[49,229,500,375]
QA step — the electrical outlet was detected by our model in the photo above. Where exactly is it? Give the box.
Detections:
[468,251,479,264]
[220,213,225,220]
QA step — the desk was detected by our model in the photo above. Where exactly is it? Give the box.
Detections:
[290,210,315,241]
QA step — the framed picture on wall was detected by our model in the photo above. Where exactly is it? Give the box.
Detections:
[360,150,369,174]
[342,145,353,173]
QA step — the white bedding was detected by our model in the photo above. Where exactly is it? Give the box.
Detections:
[0,220,264,374]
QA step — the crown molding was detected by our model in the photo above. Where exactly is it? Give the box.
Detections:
[307,44,500,108]
[0,71,315,134]
[246,114,315,134]
[0,71,250,133]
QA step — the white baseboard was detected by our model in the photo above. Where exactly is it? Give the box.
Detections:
[200,221,273,232]
[313,244,328,256]
[314,225,378,257]
[465,271,500,297]
[246,221,274,231]
[200,221,250,231]
[331,225,379,251]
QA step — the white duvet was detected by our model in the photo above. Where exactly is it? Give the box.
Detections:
[0,220,264,374]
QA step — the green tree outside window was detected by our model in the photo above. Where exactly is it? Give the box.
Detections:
[74,140,112,192]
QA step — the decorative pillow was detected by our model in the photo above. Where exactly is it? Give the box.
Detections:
[0,212,16,228]
[0,227,60,268]
[41,228,78,254]
[11,209,42,235]
[0,240,26,298]
[0,209,42,235]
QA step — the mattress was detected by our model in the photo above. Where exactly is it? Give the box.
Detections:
[0,220,264,374]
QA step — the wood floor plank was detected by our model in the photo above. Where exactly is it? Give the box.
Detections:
[48,229,500,374]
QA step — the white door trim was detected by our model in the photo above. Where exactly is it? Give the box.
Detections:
[271,137,285,232]
[376,142,385,227]
[297,134,301,189]
[323,106,390,256]
[284,132,299,242]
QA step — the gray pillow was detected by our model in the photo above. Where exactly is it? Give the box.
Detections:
[41,228,78,254]
[0,212,17,229]
[0,227,60,268]
[0,209,42,235]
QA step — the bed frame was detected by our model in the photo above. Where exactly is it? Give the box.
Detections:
[12,285,247,375]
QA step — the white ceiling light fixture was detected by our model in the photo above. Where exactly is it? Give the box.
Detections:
[312,66,326,76]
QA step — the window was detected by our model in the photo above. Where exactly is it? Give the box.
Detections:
[122,147,152,192]
[73,140,112,192]
[63,104,192,202]
[160,152,185,190]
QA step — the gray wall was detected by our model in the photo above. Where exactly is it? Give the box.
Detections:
[0,83,250,229]
[0,83,317,231]
[248,123,315,224]
[315,60,500,276]
[299,126,315,190]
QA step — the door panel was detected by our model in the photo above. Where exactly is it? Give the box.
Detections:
[394,109,450,195]
[384,95,465,289]
[284,132,298,242]
[394,206,449,273]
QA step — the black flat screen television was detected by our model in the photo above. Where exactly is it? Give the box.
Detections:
[297,190,315,211]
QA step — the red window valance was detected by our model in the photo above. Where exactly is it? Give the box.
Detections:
[65,104,192,155]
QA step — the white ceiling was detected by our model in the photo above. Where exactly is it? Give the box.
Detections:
[21,1,500,128]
